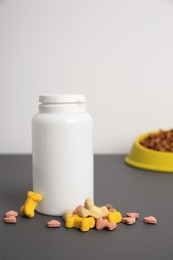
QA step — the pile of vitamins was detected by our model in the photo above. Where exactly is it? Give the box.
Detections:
[62,198,122,232]
[140,129,173,152]
[62,198,157,232]
[2,194,157,232]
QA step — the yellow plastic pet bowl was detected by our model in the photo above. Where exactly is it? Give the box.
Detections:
[125,132,173,172]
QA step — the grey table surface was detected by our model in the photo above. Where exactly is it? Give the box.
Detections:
[0,154,173,260]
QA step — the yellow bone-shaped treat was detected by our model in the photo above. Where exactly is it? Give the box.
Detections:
[63,209,95,232]
[20,191,42,218]
[79,198,109,219]
[106,211,122,223]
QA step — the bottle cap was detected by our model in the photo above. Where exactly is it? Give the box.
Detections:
[39,94,87,104]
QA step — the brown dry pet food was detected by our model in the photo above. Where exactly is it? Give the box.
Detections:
[140,129,173,152]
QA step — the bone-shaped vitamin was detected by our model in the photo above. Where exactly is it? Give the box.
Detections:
[20,191,42,218]
[63,209,95,232]
[79,198,109,219]
[106,211,122,223]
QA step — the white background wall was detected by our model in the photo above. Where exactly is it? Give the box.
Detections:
[1,0,173,154]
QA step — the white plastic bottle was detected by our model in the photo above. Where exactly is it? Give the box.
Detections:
[32,94,93,216]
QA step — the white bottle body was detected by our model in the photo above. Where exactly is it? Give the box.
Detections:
[32,95,93,216]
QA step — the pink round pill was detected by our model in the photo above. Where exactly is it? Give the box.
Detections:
[107,222,117,231]
[5,210,18,218]
[4,216,17,224]
[73,205,83,214]
[96,218,108,230]
[143,216,157,224]
[47,220,61,228]
[122,217,136,225]
[126,212,139,219]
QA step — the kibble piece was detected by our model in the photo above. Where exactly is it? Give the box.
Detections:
[47,220,61,228]
[4,216,17,224]
[126,212,139,219]
[5,210,18,218]
[143,216,157,224]
[122,217,136,225]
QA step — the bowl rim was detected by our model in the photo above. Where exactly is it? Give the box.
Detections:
[125,130,173,172]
